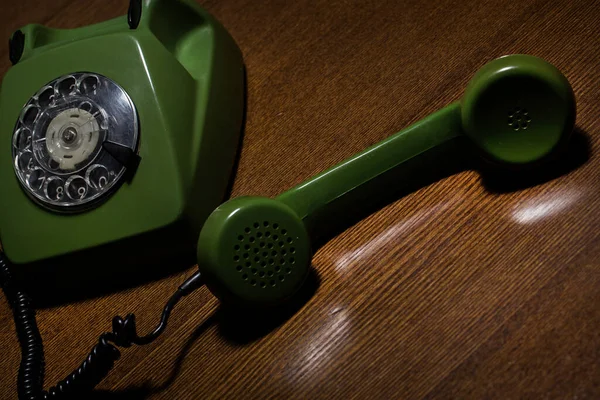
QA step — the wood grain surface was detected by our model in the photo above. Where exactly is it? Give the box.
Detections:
[1,0,599,399]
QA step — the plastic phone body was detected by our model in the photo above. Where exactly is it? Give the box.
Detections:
[0,0,245,275]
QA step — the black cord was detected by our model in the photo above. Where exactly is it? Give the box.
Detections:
[0,251,204,400]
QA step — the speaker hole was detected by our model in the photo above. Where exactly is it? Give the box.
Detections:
[236,266,242,271]
[260,281,266,288]
[279,275,285,282]
[237,235,244,241]
[259,271,265,277]
[233,255,240,262]
[281,229,287,235]
[249,237,255,243]
[257,232,263,238]
[254,222,259,228]
[243,253,249,259]
[245,227,251,233]
[273,223,279,230]
[242,274,248,280]
[263,221,269,227]
[270,280,276,287]
[250,280,256,286]
[251,268,257,275]
[234,245,240,251]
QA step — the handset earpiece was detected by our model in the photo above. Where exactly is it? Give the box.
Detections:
[197,54,576,306]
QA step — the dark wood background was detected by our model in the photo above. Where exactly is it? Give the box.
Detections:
[1,0,599,398]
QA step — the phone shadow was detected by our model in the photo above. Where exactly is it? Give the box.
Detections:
[479,127,591,193]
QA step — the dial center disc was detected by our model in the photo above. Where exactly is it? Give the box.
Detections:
[45,107,101,171]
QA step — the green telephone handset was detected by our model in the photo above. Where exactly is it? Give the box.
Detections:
[0,0,576,398]
[197,54,575,306]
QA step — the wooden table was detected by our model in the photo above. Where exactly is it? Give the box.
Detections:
[1,0,599,398]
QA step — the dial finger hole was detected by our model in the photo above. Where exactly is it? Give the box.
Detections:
[20,105,39,127]
[44,176,65,201]
[26,168,46,191]
[13,128,32,151]
[65,175,88,200]
[57,76,77,97]
[79,75,100,94]
[86,164,110,189]
[15,151,34,173]
[37,87,55,108]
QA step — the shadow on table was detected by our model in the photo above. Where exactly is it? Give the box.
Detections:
[87,268,320,399]
[308,128,591,251]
